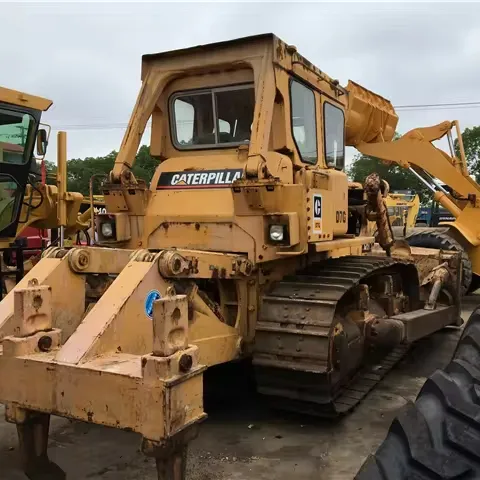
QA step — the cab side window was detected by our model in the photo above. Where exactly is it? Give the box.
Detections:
[324,102,345,170]
[290,79,317,164]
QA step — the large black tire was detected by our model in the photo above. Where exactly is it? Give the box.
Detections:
[407,230,473,295]
[355,308,480,479]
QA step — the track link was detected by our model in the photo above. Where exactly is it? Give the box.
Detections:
[253,256,413,418]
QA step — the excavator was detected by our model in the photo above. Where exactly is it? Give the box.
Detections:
[0,87,94,296]
[0,35,465,479]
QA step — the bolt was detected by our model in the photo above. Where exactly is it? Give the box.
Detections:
[78,253,89,267]
[179,354,193,372]
[38,336,52,352]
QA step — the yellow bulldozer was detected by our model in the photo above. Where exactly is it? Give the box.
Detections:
[0,86,95,295]
[0,35,463,479]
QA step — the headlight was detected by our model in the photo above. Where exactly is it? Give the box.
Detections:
[269,225,284,242]
[101,222,114,238]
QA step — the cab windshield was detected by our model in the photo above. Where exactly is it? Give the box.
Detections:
[170,84,255,149]
[0,106,37,233]
[0,108,35,165]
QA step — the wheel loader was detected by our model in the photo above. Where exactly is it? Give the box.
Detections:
[0,34,463,479]
[0,86,94,296]
[354,119,480,295]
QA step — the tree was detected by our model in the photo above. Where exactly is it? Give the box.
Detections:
[347,153,431,203]
[45,145,159,195]
[455,126,480,181]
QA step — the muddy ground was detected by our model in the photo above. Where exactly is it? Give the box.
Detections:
[1,294,478,480]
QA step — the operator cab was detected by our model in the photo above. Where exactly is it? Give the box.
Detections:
[171,84,255,148]
[0,87,51,240]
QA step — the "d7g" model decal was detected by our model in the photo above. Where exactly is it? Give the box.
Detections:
[336,210,347,223]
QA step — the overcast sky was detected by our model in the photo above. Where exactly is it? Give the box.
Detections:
[2,1,480,165]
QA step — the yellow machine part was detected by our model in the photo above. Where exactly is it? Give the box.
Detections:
[386,193,420,228]
[0,86,52,111]
[345,80,398,146]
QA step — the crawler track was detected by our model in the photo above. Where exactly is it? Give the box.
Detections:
[253,256,415,418]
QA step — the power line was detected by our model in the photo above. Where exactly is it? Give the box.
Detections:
[395,101,480,110]
[48,100,480,131]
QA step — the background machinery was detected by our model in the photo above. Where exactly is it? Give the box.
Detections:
[0,35,462,479]
[366,190,420,238]
[0,87,95,296]
[386,191,420,229]
[416,200,455,227]
[354,120,480,295]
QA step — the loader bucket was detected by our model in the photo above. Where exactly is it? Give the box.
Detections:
[345,80,398,146]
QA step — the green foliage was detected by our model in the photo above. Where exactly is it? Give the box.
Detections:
[347,153,431,203]
[454,126,480,181]
[45,145,159,195]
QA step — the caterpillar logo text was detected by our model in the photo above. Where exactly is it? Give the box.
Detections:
[157,169,243,189]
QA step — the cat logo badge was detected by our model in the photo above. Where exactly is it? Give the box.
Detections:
[312,194,322,234]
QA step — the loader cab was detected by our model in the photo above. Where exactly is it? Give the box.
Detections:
[0,88,51,242]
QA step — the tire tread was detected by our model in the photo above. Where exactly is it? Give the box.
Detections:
[354,310,480,479]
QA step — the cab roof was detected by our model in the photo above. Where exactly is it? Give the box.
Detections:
[142,33,275,63]
[0,86,52,112]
